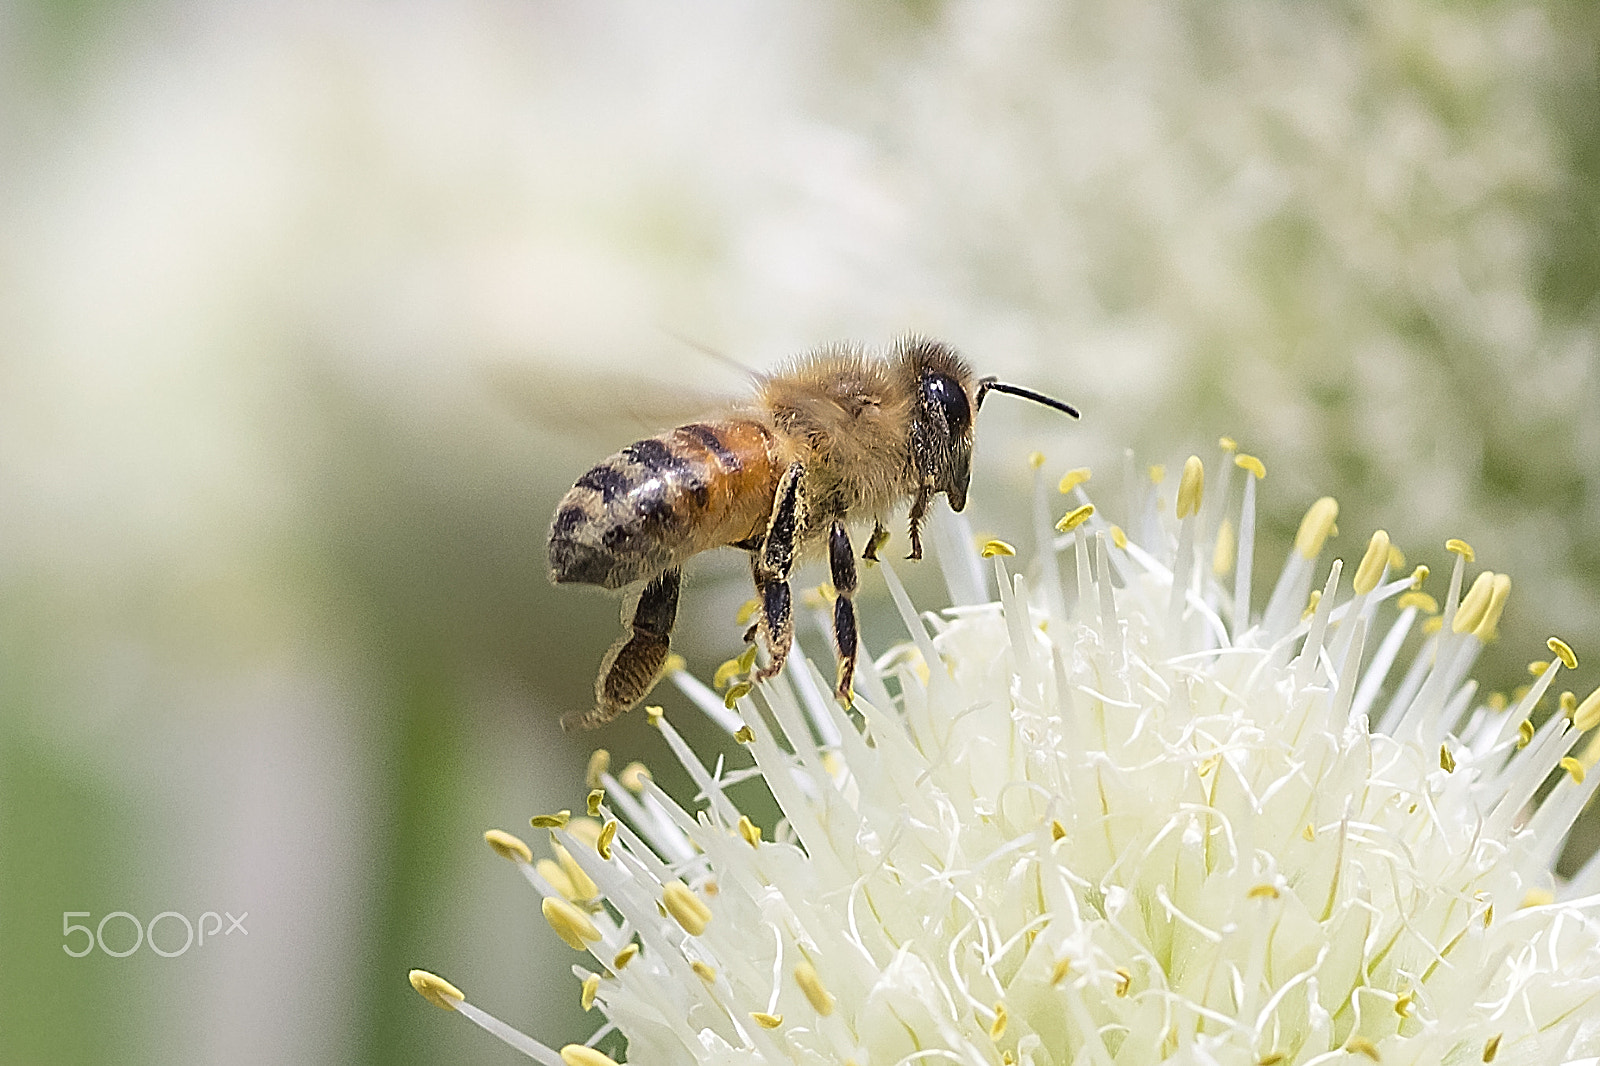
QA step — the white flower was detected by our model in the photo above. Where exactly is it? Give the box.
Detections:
[414,446,1600,1066]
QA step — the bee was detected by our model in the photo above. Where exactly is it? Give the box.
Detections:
[548,336,1079,729]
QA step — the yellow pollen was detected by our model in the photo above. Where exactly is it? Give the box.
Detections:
[981,539,1017,558]
[1302,824,1315,841]
[1058,467,1092,494]
[560,1046,620,1066]
[1549,637,1579,670]
[751,1012,783,1029]
[1530,660,1551,676]
[1387,543,1406,571]
[1247,884,1280,900]
[1483,1033,1502,1063]
[1055,504,1095,532]
[663,880,712,935]
[581,973,600,1011]
[1522,888,1556,908]
[1487,691,1508,712]
[597,820,617,860]
[662,653,687,674]
[613,943,639,970]
[1176,455,1204,518]
[620,762,651,791]
[1050,958,1071,986]
[1409,564,1429,589]
[1234,453,1266,479]
[409,969,464,1011]
[733,725,755,743]
[1346,1036,1380,1061]
[1114,968,1132,997]
[1219,435,1238,452]
[713,658,744,689]
[1294,497,1339,558]
[1574,687,1600,732]
[1212,519,1235,576]
[1561,757,1586,785]
[1301,589,1321,620]
[723,682,752,709]
[1397,591,1439,614]
[1471,574,1511,640]
[536,859,576,900]
[989,1001,1008,1040]
[531,810,572,829]
[795,961,835,1015]
[1453,571,1497,634]
[1440,744,1456,773]
[1446,538,1476,562]
[484,829,532,864]
[645,704,665,725]
[736,597,760,626]
[738,815,762,847]
[1148,464,1166,485]
[1422,615,1444,635]
[1050,820,1066,841]
[692,961,716,982]
[1562,691,1578,716]
[1028,450,1046,469]
[543,896,602,950]
[1518,719,1535,748]
[586,789,604,817]
[1353,530,1391,595]
[553,842,599,899]
[1110,525,1128,550]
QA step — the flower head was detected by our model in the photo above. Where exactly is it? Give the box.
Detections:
[415,445,1600,1065]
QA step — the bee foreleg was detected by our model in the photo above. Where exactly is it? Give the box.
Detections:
[828,520,859,704]
[564,567,681,730]
[906,486,931,560]
[752,461,804,682]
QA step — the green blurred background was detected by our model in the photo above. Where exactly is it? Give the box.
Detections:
[2,1,1597,1063]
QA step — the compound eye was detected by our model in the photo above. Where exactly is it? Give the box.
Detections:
[923,373,971,437]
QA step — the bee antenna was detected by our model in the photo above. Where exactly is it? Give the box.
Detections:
[976,377,1081,419]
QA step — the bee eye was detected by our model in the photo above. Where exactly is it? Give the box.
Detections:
[922,373,971,438]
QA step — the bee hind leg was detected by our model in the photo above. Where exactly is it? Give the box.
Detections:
[752,461,804,682]
[563,567,681,730]
[828,520,859,704]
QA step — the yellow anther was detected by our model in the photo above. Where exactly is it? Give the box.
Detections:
[569,818,602,846]
[1440,744,1456,773]
[1148,464,1166,485]
[733,725,755,744]
[409,969,464,1011]
[724,682,752,709]
[981,539,1017,558]
[1446,538,1475,562]
[1114,968,1131,997]
[1260,1056,1286,1066]
[1561,757,1586,785]
[645,705,665,725]
[1487,692,1508,712]
[543,897,602,950]
[1575,687,1600,732]
[1028,450,1046,469]
[612,943,639,970]
[795,961,835,1015]
[736,598,760,626]
[1395,992,1413,1018]
[1484,904,1495,928]
[1483,1032,1502,1063]
[581,973,600,1011]
[737,644,758,671]
[1549,638,1579,670]
[989,1001,1008,1040]
[1387,543,1406,571]
[585,749,610,789]
[1522,888,1555,908]
[713,658,744,689]
[1530,660,1551,676]
[1580,730,1600,770]
[1294,497,1339,558]
[1219,435,1238,452]
[1409,564,1429,589]
[619,762,651,791]
[1301,589,1321,620]
[1518,719,1535,748]
[1346,1036,1380,1061]
[560,1046,620,1066]
[662,653,687,674]
[1561,691,1579,716]
[751,1012,783,1030]
[536,859,576,899]
[1247,884,1280,900]
[1176,456,1204,518]
[1453,571,1497,634]
[1212,519,1235,576]
[553,843,599,900]
[586,789,604,817]
[1472,574,1511,640]
[484,829,532,864]
[1050,958,1071,986]
[1423,615,1443,634]
[1050,819,1066,841]
[1109,525,1128,549]
[1058,467,1092,494]
[1055,504,1095,532]
[663,880,712,935]
[531,811,572,829]
[1234,453,1266,479]
[738,815,762,847]
[1302,824,1315,841]
[1397,591,1439,614]
[692,960,716,982]
[1353,530,1391,595]
[597,820,618,860]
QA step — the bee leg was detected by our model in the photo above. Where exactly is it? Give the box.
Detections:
[906,486,931,560]
[753,461,805,682]
[563,567,681,730]
[828,520,859,704]
[862,521,890,563]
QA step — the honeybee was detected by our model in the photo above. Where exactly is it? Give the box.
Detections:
[548,336,1078,729]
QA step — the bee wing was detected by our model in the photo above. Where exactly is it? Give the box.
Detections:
[482,361,743,446]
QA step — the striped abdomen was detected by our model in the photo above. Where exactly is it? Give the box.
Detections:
[548,420,782,589]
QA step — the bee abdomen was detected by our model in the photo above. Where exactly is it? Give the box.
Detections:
[549,421,778,590]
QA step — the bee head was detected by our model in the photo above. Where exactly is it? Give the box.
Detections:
[904,338,978,512]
